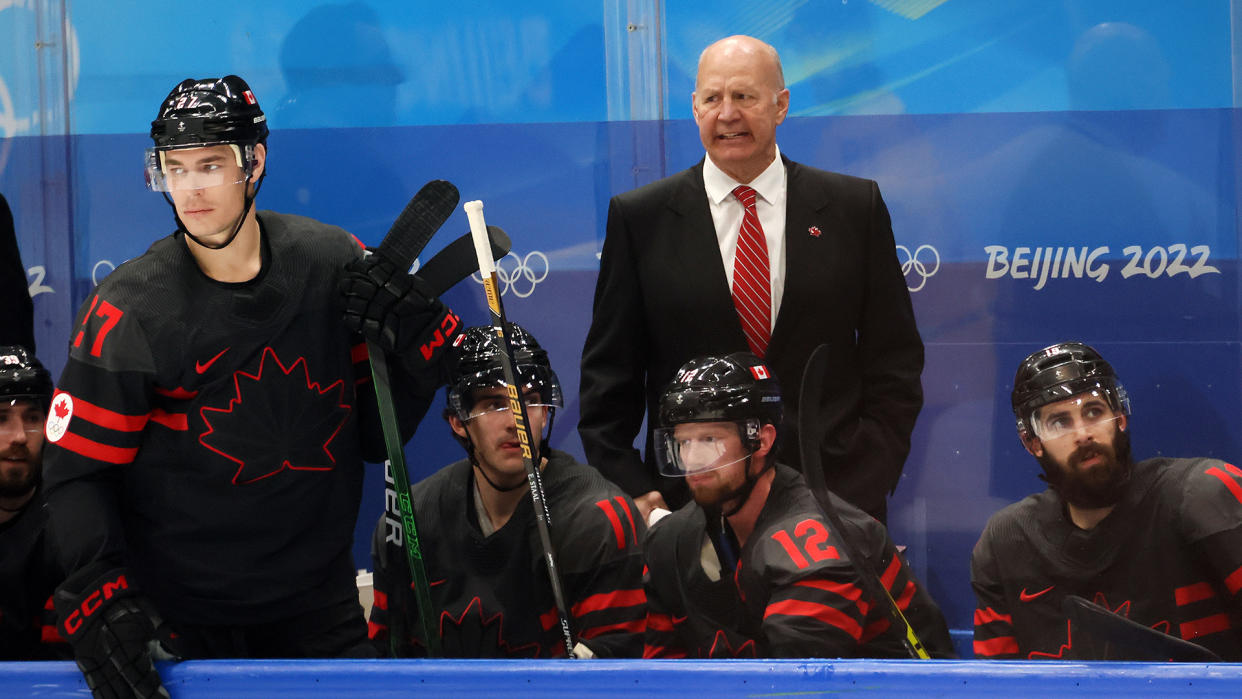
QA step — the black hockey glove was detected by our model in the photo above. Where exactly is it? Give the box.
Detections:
[54,566,170,699]
[341,253,463,374]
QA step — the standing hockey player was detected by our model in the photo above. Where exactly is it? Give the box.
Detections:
[642,352,952,658]
[0,346,65,659]
[369,323,647,658]
[973,342,1242,660]
[42,75,457,697]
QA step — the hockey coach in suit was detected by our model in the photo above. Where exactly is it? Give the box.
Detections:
[580,35,923,524]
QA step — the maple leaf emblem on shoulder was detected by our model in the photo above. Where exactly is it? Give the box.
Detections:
[199,347,351,485]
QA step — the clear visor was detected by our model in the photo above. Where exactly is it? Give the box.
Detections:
[144,145,250,192]
[451,365,563,422]
[653,420,756,477]
[1030,390,1123,441]
[463,393,559,423]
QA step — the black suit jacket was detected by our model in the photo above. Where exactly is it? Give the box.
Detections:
[0,193,36,352]
[579,156,923,519]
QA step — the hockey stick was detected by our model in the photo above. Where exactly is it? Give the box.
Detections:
[464,200,577,658]
[368,179,460,657]
[1062,595,1221,661]
[418,226,511,297]
[375,223,511,657]
[798,343,930,659]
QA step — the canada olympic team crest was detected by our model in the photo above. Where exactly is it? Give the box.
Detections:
[46,392,73,443]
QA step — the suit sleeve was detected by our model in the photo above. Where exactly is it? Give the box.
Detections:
[830,182,924,514]
[560,493,648,658]
[578,196,656,498]
[43,289,156,580]
[0,192,35,352]
[971,525,1021,659]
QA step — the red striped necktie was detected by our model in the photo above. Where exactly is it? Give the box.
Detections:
[730,185,771,358]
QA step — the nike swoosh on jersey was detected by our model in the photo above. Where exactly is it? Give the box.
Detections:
[195,347,231,374]
[1019,585,1055,602]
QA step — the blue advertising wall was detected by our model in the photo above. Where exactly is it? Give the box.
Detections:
[2,0,1240,655]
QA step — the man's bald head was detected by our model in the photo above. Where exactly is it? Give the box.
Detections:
[697,36,785,93]
[692,35,790,183]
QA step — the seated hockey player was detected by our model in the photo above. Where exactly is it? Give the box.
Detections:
[973,342,1242,660]
[369,323,646,658]
[42,75,457,698]
[0,347,67,660]
[642,352,953,658]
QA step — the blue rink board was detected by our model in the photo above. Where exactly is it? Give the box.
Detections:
[3,659,1242,697]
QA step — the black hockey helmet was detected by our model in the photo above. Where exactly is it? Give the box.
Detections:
[658,352,782,430]
[145,75,269,250]
[1011,341,1130,440]
[655,352,782,477]
[446,323,563,422]
[150,75,268,151]
[0,346,53,410]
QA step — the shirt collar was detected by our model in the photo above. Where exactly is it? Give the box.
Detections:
[703,144,785,206]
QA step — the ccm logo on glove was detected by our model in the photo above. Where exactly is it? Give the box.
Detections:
[420,311,462,361]
[62,573,129,637]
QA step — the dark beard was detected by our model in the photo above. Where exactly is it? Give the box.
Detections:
[0,453,39,499]
[1038,429,1132,509]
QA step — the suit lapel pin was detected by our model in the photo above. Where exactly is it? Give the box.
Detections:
[808,225,822,238]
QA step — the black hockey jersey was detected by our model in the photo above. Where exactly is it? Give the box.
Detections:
[0,488,67,659]
[972,457,1242,660]
[369,450,646,658]
[642,465,953,658]
[42,212,422,627]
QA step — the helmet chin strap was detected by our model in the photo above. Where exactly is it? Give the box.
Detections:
[167,169,266,251]
[720,452,762,518]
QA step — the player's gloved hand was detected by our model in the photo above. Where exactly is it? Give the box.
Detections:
[54,565,170,699]
[340,252,463,374]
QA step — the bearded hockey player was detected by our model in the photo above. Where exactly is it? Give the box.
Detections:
[369,323,646,658]
[0,347,66,660]
[972,342,1242,660]
[42,75,457,698]
[642,352,952,658]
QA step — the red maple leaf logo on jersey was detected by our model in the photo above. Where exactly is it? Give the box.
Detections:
[705,629,757,658]
[53,399,70,420]
[1029,592,1171,659]
[436,597,543,658]
[199,347,351,484]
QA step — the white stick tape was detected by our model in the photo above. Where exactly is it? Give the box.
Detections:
[463,200,495,277]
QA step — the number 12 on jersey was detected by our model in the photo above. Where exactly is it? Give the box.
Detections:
[771,518,840,569]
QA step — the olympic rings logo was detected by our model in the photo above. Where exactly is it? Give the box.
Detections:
[473,251,549,298]
[895,244,939,293]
